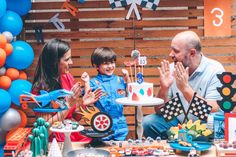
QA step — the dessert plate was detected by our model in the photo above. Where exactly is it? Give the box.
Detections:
[170,142,212,151]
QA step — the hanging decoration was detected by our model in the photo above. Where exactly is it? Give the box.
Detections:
[49,13,65,31]
[62,1,79,17]
[108,0,160,20]
[34,26,44,44]
[32,0,86,44]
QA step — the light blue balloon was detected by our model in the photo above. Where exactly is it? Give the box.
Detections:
[6,0,32,16]
[0,10,23,36]
[6,41,34,70]
[0,89,11,114]
[8,79,32,106]
[0,0,6,18]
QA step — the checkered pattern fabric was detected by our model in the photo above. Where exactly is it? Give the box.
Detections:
[140,0,160,10]
[188,94,212,121]
[109,0,131,9]
[160,93,185,122]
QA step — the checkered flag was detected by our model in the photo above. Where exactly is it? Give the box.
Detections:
[160,93,185,122]
[108,0,160,20]
[188,93,212,122]
[140,0,160,10]
[108,0,131,9]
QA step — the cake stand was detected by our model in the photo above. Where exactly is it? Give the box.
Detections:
[50,125,84,156]
[116,97,164,139]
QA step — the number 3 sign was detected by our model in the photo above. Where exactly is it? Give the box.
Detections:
[204,0,231,37]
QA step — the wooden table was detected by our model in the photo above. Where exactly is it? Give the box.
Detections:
[64,141,216,157]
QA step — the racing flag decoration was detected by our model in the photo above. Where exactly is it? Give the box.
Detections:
[185,93,212,122]
[108,0,160,20]
[160,93,185,122]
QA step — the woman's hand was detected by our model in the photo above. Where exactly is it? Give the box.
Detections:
[82,88,103,106]
[68,82,82,105]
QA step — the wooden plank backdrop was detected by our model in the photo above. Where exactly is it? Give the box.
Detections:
[20,0,236,139]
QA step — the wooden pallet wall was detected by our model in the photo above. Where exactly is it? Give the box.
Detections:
[21,0,236,138]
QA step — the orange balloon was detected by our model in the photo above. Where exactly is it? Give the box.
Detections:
[0,75,11,90]
[4,43,13,56]
[17,109,28,128]
[6,68,19,81]
[0,48,6,67]
[0,34,7,49]
[19,70,27,80]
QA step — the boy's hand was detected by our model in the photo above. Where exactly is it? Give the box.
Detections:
[81,72,90,83]
[122,68,131,83]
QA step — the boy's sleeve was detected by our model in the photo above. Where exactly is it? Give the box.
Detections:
[89,79,99,91]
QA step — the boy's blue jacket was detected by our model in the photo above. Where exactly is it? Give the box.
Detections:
[90,74,128,141]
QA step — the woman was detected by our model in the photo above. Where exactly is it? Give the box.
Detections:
[32,38,101,142]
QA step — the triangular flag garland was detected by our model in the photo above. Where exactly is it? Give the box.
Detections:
[160,93,185,122]
[108,0,160,20]
[48,138,62,157]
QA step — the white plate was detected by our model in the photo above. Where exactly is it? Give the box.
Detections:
[116,97,164,106]
[50,125,84,133]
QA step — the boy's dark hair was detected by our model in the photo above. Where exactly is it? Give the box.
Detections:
[91,47,117,67]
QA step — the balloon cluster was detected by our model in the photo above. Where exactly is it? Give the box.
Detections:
[0,0,33,156]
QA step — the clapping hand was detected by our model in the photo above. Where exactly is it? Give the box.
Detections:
[122,68,131,83]
[173,62,190,92]
[69,82,82,102]
[81,72,90,83]
[82,88,103,106]
[158,60,174,90]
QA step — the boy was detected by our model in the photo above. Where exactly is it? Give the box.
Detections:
[82,47,130,141]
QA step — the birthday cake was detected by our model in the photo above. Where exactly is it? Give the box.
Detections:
[128,82,153,101]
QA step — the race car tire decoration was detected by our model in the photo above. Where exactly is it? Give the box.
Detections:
[91,112,112,133]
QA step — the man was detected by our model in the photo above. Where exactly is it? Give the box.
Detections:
[143,31,225,139]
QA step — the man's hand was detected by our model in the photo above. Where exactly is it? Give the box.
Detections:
[155,60,173,113]
[158,60,174,90]
[173,62,194,103]
[82,88,103,106]
[173,62,190,92]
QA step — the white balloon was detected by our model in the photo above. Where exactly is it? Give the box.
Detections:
[0,108,21,131]
[0,67,6,76]
[2,31,13,42]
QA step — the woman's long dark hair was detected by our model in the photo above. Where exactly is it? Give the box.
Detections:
[32,38,70,92]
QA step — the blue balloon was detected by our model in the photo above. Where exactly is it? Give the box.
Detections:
[0,89,11,114]
[6,0,32,16]
[0,10,23,36]
[8,79,32,106]
[0,147,3,157]
[0,0,6,18]
[6,41,34,70]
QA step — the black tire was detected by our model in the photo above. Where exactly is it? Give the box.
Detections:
[91,112,112,133]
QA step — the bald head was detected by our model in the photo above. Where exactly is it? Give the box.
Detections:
[173,31,201,53]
